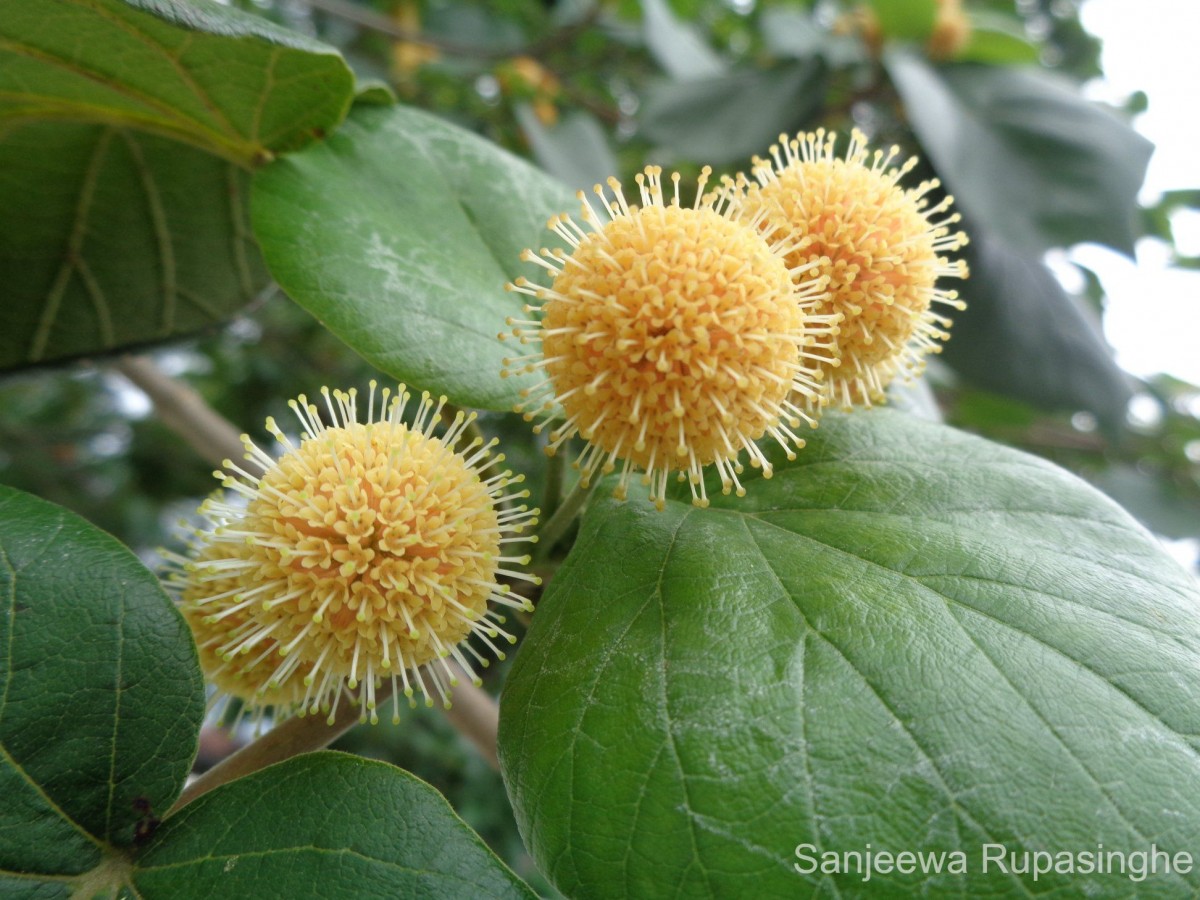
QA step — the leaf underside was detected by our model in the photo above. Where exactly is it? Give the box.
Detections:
[0,0,355,372]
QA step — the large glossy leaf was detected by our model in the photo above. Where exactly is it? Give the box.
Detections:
[251,103,576,411]
[0,485,204,892]
[500,410,1200,897]
[887,52,1152,257]
[134,752,537,900]
[0,0,355,371]
[943,224,1133,428]
[639,60,827,166]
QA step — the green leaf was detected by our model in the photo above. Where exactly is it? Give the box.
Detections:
[515,104,618,193]
[499,410,1200,897]
[0,0,356,372]
[943,224,1133,429]
[133,752,537,900]
[0,122,269,370]
[759,9,867,67]
[251,103,576,411]
[946,387,1040,432]
[639,60,827,165]
[0,485,204,891]
[887,52,1153,256]
[0,0,354,164]
[641,0,726,80]
[1088,464,1200,542]
[958,12,1041,65]
[354,79,398,107]
[866,0,937,41]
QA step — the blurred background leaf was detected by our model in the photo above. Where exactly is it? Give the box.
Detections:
[640,0,726,79]
[514,104,618,192]
[943,223,1134,431]
[867,0,938,41]
[886,51,1153,257]
[638,59,827,164]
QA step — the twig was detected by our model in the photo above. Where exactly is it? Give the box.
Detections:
[114,355,249,470]
[171,664,500,815]
[443,662,500,770]
[169,680,396,815]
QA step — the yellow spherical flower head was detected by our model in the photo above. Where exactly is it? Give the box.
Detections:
[738,128,969,410]
[169,383,539,726]
[502,166,837,509]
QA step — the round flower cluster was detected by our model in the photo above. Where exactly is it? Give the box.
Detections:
[503,166,835,507]
[163,383,539,729]
[503,128,968,508]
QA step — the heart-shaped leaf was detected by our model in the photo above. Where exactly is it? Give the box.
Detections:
[251,102,576,411]
[500,410,1200,897]
[0,485,204,893]
[133,752,537,900]
[887,52,1152,257]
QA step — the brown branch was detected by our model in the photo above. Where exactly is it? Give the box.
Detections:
[443,662,500,770]
[169,681,395,815]
[113,355,249,471]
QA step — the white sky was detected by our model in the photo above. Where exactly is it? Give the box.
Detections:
[1070,0,1200,385]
